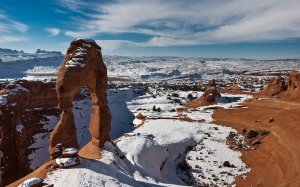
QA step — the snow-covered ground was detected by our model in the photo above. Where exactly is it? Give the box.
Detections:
[104,56,300,81]
[28,115,59,170]
[44,88,252,186]
[27,87,143,170]
[1,53,300,80]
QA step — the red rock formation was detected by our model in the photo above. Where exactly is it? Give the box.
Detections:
[260,76,286,96]
[283,71,300,99]
[260,71,300,99]
[135,113,146,120]
[0,80,58,185]
[186,87,221,108]
[49,39,111,159]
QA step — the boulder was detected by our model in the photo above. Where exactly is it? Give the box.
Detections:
[49,143,63,159]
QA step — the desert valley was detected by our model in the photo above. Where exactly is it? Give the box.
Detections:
[0,39,299,187]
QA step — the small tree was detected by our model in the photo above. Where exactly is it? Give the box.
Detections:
[152,105,157,111]
[187,93,193,101]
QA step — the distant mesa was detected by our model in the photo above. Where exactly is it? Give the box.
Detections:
[49,39,111,160]
[0,47,24,54]
[35,49,62,55]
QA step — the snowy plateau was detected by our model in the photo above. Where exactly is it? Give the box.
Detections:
[1,50,300,187]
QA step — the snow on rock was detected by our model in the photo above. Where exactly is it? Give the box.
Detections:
[56,157,80,168]
[63,148,79,155]
[62,147,79,157]
[132,118,143,126]
[17,177,42,187]
[65,43,89,68]
[15,123,25,133]
[0,83,29,105]
[82,43,91,48]
[0,95,8,105]
[65,59,85,68]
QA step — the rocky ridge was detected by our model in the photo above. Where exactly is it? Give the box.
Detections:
[0,80,58,185]
[260,71,300,99]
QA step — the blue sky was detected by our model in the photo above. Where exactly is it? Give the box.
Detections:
[0,0,300,59]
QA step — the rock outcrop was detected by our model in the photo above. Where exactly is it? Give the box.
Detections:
[186,87,221,108]
[260,71,300,99]
[0,80,58,185]
[283,71,300,99]
[227,84,243,93]
[260,76,286,96]
[49,39,111,159]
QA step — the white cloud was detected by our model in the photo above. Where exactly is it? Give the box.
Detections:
[46,28,61,36]
[95,40,138,53]
[0,12,28,43]
[58,0,300,49]
[0,13,28,33]
[0,35,27,43]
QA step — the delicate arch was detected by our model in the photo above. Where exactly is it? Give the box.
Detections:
[49,39,111,159]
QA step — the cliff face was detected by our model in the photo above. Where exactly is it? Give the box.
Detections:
[284,71,300,98]
[260,76,286,96]
[260,71,300,99]
[0,80,58,185]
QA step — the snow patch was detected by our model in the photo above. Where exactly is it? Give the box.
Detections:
[65,59,85,68]
[56,157,80,168]
[17,178,42,187]
[63,147,79,155]
[15,123,25,133]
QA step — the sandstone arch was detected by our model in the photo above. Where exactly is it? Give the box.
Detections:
[49,39,111,159]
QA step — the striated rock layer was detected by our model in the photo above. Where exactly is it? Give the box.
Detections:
[0,80,58,185]
[49,39,111,159]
